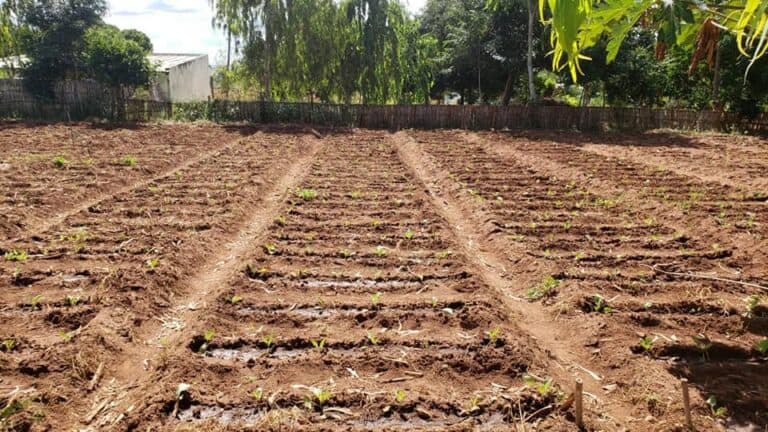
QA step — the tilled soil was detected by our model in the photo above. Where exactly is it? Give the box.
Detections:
[0,125,766,432]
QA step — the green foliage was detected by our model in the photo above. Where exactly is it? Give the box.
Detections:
[523,374,554,396]
[296,188,318,201]
[4,249,28,262]
[120,155,137,167]
[120,29,152,53]
[638,335,654,353]
[52,155,69,168]
[755,338,768,355]
[525,275,560,300]
[705,396,727,418]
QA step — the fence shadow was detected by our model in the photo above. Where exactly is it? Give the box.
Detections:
[488,129,708,149]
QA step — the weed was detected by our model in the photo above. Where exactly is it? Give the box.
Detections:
[296,188,318,201]
[52,155,69,168]
[65,295,80,307]
[371,292,382,307]
[394,389,406,403]
[263,243,278,255]
[705,396,727,418]
[310,338,326,350]
[404,229,415,240]
[121,155,138,167]
[146,258,160,270]
[755,339,768,355]
[229,295,243,304]
[525,276,560,301]
[4,250,28,262]
[1,338,15,352]
[374,246,388,257]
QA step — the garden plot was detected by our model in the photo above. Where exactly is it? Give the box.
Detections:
[410,130,768,430]
[116,132,572,431]
[0,130,308,428]
[0,123,249,240]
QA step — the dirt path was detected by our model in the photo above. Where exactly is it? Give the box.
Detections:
[392,132,637,430]
[81,136,324,429]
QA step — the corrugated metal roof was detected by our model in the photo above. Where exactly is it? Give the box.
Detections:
[147,53,208,72]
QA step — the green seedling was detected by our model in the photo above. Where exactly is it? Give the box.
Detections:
[59,331,75,342]
[312,387,332,405]
[590,294,612,314]
[261,333,275,349]
[146,258,160,270]
[755,338,768,355]
[229,295,243,304]
[296,188,318,201]
[121,155,138,167]
[4,250,28,262]
[274,215,286,226]
[692,333,713,359]
[310,338,326,350]
[525,275,560,301]
[394,389,406,403]
[435,250,452,259]
[486,327,501,344]
[52,155,69,168]
[404,229,415,240]
[339,249,355,258]
[370,219,382,228]
[431,297,438,308]
[65,295,80,307]
[148,185,159,193]
[744,295,762,318]
[349,191,362,199]
[705,396,727,418]
[263,244,278,255]
[523,374,554,396]
[643,301,653,311]
[251,388,264,401]
[198,329,215,353]
[30,295,43,309]
[371,292,382,307]
[11,267,21,280]
[1,338,15,352]
[638,336,655,353]
[374,246,388,257]
[466,395,482,411]
[366,332,379,345]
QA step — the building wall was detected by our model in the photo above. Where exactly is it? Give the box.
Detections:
[168,56,211,102]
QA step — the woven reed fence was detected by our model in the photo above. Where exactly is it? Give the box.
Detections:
[2,79,767,133]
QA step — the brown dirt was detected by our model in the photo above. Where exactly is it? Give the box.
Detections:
[0,125,765,432]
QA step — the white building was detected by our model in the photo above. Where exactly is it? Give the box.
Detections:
[147,53,212,102]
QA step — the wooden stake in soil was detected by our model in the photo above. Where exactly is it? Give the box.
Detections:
[575,378,584,428]
[681,378,693,431]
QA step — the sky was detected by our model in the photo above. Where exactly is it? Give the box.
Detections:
[106,0,427,66]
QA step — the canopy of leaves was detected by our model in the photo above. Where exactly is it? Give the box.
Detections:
[83,26,153,89]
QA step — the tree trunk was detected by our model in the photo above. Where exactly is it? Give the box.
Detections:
[526,0,537,104]
[477,57,482,104]
[226,29,232,71]
[712,40,722,110]
[501,70,514,106]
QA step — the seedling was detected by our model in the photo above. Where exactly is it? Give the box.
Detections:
[404,229,415,240]
[486,327,501,344]
[370,219,382,228]
[30,295,43,309]
[4,250,28,262]
[692,333,713,359]
[755,339,768,355]
[229,295,243,304]
[744,295,762,318]
[263,244,278,255]
[638,336,655,353]
[1,338,15,352]
[705,396,727,418]
[431,297,438,308]
[296,188,318,201]
[274,215,286,226]
[394,389,406,403]
[121,155,138,167]
[59,331,75,342]
[466,395,482,411]
[251,387,264,401]
[523,374,554,396]
[146,258,160,270]
[374,246,388,257]
[371,292,382,307]
[435,250,452,259]
[198,329,215,353]
[525,276,560,301]
[349,191,362,199]
[261,333,275,349]
[310,338,326,350]
[65,295,80,307]
[311,387,332,405]
[339,249,355,258]
[366,332,379,345]
[589,294,612,314]
[52,155,69,168]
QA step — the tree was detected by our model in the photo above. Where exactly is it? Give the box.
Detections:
[538,0,768,83]
[121,29,153,53]
[83,26,153,118]
[21,0,107,98]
